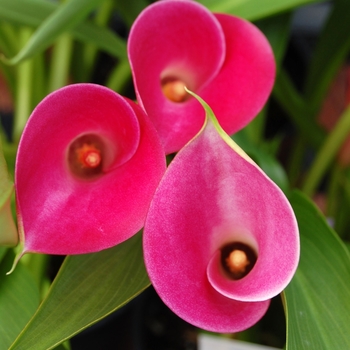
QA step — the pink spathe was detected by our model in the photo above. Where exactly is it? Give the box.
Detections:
[15,83,166,255]
[128,0,275,154]
[144,112,299,332]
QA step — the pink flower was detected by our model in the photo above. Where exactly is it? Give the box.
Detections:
[143,92,299,332]
[128,0,275,154]
[15,83,166,255]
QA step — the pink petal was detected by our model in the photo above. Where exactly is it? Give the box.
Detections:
[201,14,276,134]
[128,0,225,153]
[15,84,166,255]
[144,110,299,332]
[128,0,275,154]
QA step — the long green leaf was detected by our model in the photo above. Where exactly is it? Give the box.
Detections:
[199,0,326,21]
[0,250,40,350]
[283,191,350,349]
[9,232,150,350]
[302,105,350,196]
[114,0,149,27]
[255,12,292,67]
[0,0,54,27]
[73,20,126,60]
[5,0,102,65]
[0,0,126,64]
[0,137,17,246]
[273,69,326,149]
[305,0,350,115]
[0,247,7,262]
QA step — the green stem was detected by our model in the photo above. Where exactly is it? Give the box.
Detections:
[302,105,350,197]
[0,61,16,106]
[21,253,50,297]
[273,69,325,148]
[244,108,266,145]
[32,52,47,106]
[304,0,350,115]
[82,0,114,80]
[0,23,19,57]
[286,135,306,187]
[106,59,131,93]
[14,28,33,142]
[48,33,73,93]
[326,163,341,219]
[0,23,18,98]
[341,171,350,239]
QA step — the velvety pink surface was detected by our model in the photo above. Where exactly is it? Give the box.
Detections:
[128,0,275,154]
[144,121,299,332]
[15,84,166,255]
[201,14,275,135]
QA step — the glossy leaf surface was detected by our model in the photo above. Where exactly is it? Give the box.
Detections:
[0,251,40,349]
[284,191,350,349]
[305,0,350,114]
[199,0,325,21]
[0,138,17,246]
[9,232,149,350]
[0,0,126,62]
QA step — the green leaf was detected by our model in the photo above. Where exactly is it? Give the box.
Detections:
[273,69,326,149]
[0,0,55,27]
[198,0,326,21]
[0,247,7,262]
[73,20,126,60]
[114,0,149,27]
[0,0,126,64]
[0,138,17,246]
[9,232,150,350]
[283,191,350,349]
[0,250,40,349]
[5,0,102,65]
[305,0,350,115]
[302,105,350,197]
[255,12,292,67]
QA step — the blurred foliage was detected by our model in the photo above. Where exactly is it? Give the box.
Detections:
[0,0,349,349]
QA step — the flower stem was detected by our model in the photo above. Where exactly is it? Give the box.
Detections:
[302,105,350,197]
[48,33,73,93]
[82,0,114,80]
[244,108,266,145]
[273,69,325,148]
[106,59,131,93]
[326,163,341,219]
[14,28,33,142]
[287,135,306,186]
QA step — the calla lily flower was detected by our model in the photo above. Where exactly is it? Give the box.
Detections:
[143,92,299,332]
[15,83,166,256]
[128,0,275,154]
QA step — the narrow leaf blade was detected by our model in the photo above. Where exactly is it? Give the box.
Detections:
[0,0,126,60]
[284,191,350,349]
[0,138,17,246]
[0,250,40,349]
[305,0,350,113]
[3,0,102,65]
[199,0,326,21]
[9,232,149,350]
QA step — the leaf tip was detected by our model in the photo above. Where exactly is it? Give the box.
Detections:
[184,87,214,120]
[6,244,25,275]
